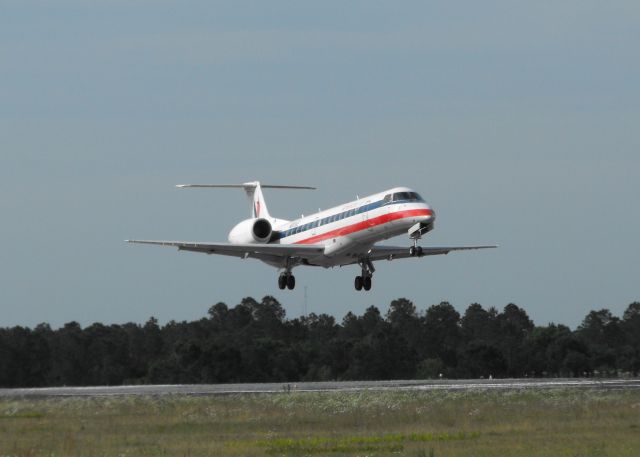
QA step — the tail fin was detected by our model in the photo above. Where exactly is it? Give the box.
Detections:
[247,182,270,218]
[176,181,316,218]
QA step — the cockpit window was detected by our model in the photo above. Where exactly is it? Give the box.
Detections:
[392,192,424,202]
[392,192,411,201]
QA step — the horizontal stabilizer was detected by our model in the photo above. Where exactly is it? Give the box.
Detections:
[175,181,315,218]
[176,183,316,190]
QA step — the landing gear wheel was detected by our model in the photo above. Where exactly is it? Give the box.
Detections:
[354,276,363,291]
[286,274,296,290]
[417,246,423,256]
[410,246,416,257]
[278,275,286,290]
[363,276,372,291]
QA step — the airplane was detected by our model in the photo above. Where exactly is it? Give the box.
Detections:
[127,181,496,291]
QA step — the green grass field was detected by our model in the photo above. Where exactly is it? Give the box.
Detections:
[1,387,639,456]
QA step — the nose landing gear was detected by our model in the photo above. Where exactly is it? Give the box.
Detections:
[409,220,432,257]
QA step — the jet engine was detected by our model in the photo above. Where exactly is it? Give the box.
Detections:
[228,218,273,244]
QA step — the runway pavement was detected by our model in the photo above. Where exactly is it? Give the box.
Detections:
[2,378,639,398]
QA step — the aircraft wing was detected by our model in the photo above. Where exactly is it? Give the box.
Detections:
[366,244,498,262]
[126,240,325,260]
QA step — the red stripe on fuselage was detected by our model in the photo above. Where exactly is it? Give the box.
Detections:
[294,208,433,245]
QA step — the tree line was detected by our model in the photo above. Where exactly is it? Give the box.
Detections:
[1,297,639,387]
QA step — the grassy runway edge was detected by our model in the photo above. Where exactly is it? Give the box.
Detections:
[1,387,639,456]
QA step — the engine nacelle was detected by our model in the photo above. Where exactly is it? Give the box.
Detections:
[228,218,273,244]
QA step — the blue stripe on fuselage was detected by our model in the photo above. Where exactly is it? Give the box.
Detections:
[272,197,419,241]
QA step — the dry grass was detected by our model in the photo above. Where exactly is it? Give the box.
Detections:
[0,387,639,456]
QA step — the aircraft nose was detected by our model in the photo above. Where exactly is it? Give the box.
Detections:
[424,207,436,222]
[418,207,435,231]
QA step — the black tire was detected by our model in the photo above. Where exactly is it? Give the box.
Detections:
[417,246,423,256]
[354,276,363,291]
[363,276,372,291]
[409,246,416,257]
[287,274,296,290]
[278,275,286,290]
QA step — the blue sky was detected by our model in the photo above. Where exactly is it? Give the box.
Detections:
[2,1,638,328]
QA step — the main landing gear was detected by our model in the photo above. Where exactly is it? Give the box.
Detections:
[409,245,423,257]
[354,275,372,291]
[278,272,296,290]
[354,259,375,291]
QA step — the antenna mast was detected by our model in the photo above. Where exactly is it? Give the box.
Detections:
[303,286,308,318]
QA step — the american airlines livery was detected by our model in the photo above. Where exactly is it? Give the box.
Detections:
[127,181,496,291]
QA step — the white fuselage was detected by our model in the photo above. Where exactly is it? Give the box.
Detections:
[229,187,435,268]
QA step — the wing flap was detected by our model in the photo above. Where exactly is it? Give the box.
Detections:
[367,245,497,261]
[126,240,325,259]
